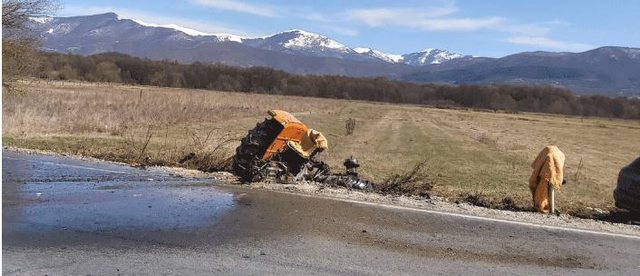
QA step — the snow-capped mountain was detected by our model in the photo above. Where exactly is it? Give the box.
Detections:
[402,48,465,65]
[30,12,248,56]
[353,47,467,65]
[130,19,212,36]
[243,31,467,64]
[353,47,403,63]
[29,13,466,65]
[243,29,362,59]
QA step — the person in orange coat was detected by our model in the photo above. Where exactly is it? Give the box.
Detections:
[529,145,565,213]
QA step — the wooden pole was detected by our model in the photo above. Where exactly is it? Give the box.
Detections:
[548,182,555,215]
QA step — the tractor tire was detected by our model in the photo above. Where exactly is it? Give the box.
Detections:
[614,157,640,213]
[232,119,280,182]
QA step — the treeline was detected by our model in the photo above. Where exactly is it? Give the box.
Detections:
[35,52,640,119]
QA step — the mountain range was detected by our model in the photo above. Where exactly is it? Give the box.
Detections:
[28,12,640,96]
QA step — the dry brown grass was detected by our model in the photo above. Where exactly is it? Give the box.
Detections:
[2,81,350,171]
[4,81,640,217]
[2,80,340,134]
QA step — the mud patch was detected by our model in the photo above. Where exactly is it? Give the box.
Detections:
[351,231,594,269]
[213,186,601,270]
[460,194,535,212]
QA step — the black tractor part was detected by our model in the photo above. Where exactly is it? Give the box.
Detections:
[232,118,283,182]
[614,157,640,213]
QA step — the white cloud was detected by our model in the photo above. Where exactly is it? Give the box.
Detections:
[346,7,504,31]
[506,35,593,52]
[346,4,592,52]
[500,21,592,52]
[59,5,257,36]
[192,0,278,17]
[416,17,505,31]
[347,7,454,27]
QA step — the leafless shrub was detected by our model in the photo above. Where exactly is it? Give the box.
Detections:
[572,157,584,185]
[345,118,356,135]
[184,127,218,152]
[178,137,237,172]
[171,126,237,172]
[378,160,432,197]
[137,125,153,162]
[119,124,156,165]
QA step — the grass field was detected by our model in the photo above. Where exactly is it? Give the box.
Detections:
[4,81,640,217]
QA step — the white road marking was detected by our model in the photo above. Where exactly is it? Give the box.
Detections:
[270,189,640,241]
[3,157,129,174]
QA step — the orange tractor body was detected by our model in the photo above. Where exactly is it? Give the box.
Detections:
[262,110,308,160]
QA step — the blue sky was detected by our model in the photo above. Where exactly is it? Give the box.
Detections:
[57,0,639,57]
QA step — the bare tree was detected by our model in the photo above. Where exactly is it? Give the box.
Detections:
[2,0,54,93]
[3,0,52,34]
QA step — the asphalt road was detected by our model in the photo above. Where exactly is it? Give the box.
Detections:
[3,150,640,275]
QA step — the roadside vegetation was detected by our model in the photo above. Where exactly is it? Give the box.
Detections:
[4,81,639,218]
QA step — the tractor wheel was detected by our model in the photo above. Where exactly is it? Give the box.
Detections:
[232,119,279,182]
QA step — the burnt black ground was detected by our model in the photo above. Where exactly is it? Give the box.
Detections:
[3,151,640,275]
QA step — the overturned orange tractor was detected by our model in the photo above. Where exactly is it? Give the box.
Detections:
[233,110,372,189]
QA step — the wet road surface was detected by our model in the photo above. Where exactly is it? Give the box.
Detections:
[3,151,640,275]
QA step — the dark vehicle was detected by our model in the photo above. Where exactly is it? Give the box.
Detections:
[614,157,640,213]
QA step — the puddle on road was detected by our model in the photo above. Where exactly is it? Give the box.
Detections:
[2,151,236,235]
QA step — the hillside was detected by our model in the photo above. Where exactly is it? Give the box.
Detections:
[28,13,640,96]
[404,47,640,96]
